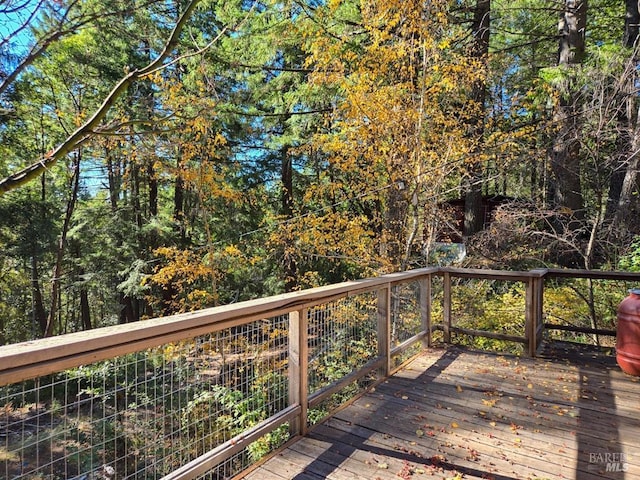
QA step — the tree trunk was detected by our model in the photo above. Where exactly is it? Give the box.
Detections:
[80,275,92,331]
[106,148,121,210]
[142,38,158,218]
[463,0,490,238]
[624,0,640,49]
[31,255,48,335]
[609,0,640,237]
[132,160,143,229]
[612,143,640,234]
[119,292,137,324]
[281,143,298,292]
[174,153,186,242]
[550,0,587,224]
[148,160,158,217]
[45,151,81,337]
[383,174,408,271]
[72,240,92,331]
[551,102,584,217]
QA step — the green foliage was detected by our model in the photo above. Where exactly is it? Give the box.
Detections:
[0,193,60,341]
[180,371,290,461]
[619,237,640,272]
[450,280,525,354]
[13,0,640,476]
[0,258,31,344]
[543,279,623,345]
[538,66,573,90]
[0,193,59,259]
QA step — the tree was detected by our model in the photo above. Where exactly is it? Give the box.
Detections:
[0,192,58,339]
[549,0,587,225]
[462,0,491,238]
[0,1,171,98]
[305,0,481,272]
[608,0,640,238]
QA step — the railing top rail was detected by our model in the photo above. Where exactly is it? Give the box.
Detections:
[440,267,640,282]
[543,268,640,282]
[439,266,547,281]
[0,267,438,386]
[2,264,640,386]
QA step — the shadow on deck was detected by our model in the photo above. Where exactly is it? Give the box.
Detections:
[239,343,640,480]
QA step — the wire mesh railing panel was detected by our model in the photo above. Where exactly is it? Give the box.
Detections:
[390,280,424,365]
[306,293,378,421]
[0,315,290,480]
[429,275,445,343]
[1,352,169,480]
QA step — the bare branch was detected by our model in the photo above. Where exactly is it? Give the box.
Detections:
[0,0,45,51]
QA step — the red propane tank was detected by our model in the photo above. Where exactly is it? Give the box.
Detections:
[616,289,640,376]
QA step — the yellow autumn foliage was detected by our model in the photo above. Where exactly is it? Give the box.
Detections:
[145,246,219,314]
[302,0,485,271]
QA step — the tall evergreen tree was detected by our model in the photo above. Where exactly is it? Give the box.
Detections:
[463,0,491,238]
[550,0,587,225]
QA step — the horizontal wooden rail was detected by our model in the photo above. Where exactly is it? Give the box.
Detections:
[0,267,438,480]
[0,267,438,387]
[439,266,546,281]
[439,267,543,354]
[543,269,640,281]
[544,323,617,337]
[3,266,637,387]
[450,326,526,345]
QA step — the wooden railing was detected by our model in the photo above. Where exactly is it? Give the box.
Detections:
[440,267,640,354]
[440,267,545,356]
[0,268,435,480]
[1,266,639,480]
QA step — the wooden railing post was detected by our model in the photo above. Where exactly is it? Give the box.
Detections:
[420,275,432,347]
[525,277,535,356]
[288,308,308,437]
[377,285,391,377]
[524,270,547,356]
[443,270,452,344]
[525,270,546,356]
[531,269,546,355]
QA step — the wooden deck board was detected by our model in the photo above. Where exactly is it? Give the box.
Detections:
[236,344,640,480]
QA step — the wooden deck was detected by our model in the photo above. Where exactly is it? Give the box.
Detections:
[239,343,640,480]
